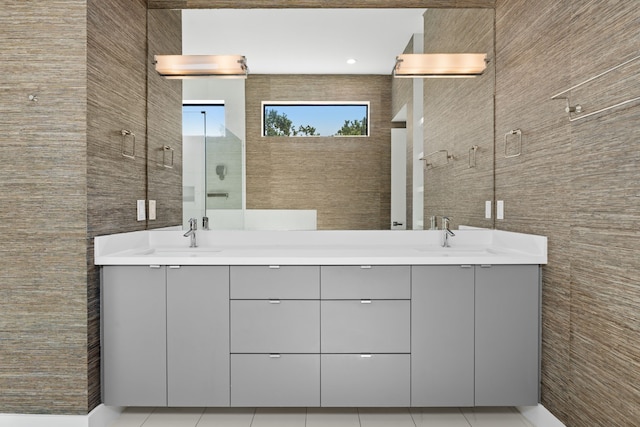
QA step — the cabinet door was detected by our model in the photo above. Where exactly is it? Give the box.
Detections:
[475,264,540,406]
[231,300,320,353]
[411,265,474,407]
[167,266,230,406]
[321,266,410,299]
[230,266,319,299]
[231,354,320,406]
[102,266,167,406]
[321,354,410,407]
[321,300,410,353]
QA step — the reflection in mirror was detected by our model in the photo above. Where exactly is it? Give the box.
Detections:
[182,104,244,229]
[147,8,495,231]
[421,8,495,231]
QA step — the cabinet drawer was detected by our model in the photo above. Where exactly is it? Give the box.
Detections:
[321,266,410,299]
[230,266,319,299]
[321,354,410,407]
[321,300,410,353]
[231,354,320,407]
[231,300,319,353]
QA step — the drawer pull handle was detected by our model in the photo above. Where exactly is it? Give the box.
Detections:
[169,265,180,269]
[269,354,281,358]
[149,265,161,269]
[361,300,372,304]
[360,354,372,358]
[269,299,281,304]
[360,265,372,269]
[480,264,492,268]
[268,265,280,269]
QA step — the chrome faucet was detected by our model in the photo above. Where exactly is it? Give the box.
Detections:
[184,217,198,248]
[441,216,455,247]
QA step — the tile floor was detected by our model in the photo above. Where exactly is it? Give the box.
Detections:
[109,407,536,427]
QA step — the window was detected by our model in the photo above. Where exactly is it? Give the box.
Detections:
[262,102,369,137]
[183,104,226,137]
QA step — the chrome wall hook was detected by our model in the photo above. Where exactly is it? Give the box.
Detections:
[28,94,38,102]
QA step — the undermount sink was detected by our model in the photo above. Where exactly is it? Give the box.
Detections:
[413,247,496,256]
[136,247,224,257]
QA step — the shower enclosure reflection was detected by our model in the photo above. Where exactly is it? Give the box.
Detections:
[182,105,244,229]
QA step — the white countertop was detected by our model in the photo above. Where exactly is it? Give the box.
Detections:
[94,229,547,266]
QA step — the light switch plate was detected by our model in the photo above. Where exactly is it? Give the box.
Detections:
[497,200,504,220]
[137,200,146,221]
[485,201,492,219]
[149,200,156,220]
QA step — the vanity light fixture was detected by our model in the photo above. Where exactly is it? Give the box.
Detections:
[154,54,248,79]
[393,53,487,78]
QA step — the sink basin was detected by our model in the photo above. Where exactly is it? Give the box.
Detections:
[413,247,494,256]
[136,248,224,257]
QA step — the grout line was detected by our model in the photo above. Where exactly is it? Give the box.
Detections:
[193,407,205,427]
[139,408,155,427]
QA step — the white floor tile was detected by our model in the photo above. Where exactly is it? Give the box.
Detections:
[306,408,360,427]
[461,408,534,427]
[108,407,154,427]
[251,408,307,427]
[142,407,205,427]
[359,408,416,427]
[196,408,254,427]
[411,408,471,427]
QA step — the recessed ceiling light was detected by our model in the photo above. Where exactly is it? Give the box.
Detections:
[346,58,357,65]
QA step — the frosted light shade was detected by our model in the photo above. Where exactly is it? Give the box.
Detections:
[394,53,487,78]
[154,55,248,78]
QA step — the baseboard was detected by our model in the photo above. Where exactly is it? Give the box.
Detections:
[0,404,123,427]
[88,405,124,427]
[517,404,566,427]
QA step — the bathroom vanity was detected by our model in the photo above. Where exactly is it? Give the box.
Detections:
[95,229,546,408]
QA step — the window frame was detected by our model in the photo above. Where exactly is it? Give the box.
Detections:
[261,101,370,138]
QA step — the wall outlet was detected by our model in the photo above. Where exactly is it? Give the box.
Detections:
[497,200,504,220]
[137,200,146,221]
[149,200,156,220]
[485,201,492,219]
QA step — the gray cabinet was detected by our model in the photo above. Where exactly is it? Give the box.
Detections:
[475,264,540,406]
[229,266,321,406]
[103,262,540,408]
[230,265,319,299]
[231,300,319,353]
[321,354,410,407]
[102,266,167,406]
[321,300,410,353]
[167,266,229,406]
[231,354,320,406]
[102,265,230,407]
[321,265,410,299]
[320,266,411,407]
[411,265,475,407]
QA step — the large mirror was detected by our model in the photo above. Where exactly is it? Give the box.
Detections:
[147,7,495,231]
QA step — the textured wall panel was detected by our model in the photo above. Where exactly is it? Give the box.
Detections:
[422,8,495,229]
[245,75,391,230]
[496,0,640,425]
[87,0,149,412]
[147,9,183,229]
[149,0,495,9]
[0,0,89,415]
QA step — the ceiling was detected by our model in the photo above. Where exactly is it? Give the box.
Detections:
[182,9,426,75]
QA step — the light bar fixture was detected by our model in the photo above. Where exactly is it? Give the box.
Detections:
[393,53,487,78]
[154,55,248,79]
